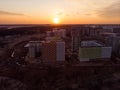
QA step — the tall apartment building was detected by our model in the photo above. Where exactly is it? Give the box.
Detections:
[71,28,81,52]
[71,36,81,52]
[41,41,65,62]
[106,36,120,54]
[28,41,42,58]
[118,45,120,56]
[26,40,65,63]
[71,27,91,52]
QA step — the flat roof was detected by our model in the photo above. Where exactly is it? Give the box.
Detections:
[81,40,103,47]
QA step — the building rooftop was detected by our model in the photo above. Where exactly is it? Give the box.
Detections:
[24,41,42,47]
[81,40,103,47]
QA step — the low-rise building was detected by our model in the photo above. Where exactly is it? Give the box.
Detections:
[79,41,112,61]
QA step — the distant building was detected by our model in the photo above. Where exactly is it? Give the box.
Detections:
[46,31,52,37]
[118,45,120,56]
[71,28,81,52]
[78,41,112,61]
[106,36,120,54]
[71,36,81,52]
[53,28,66,38]
[59,29,66,38]
[45,36,54,41]
[71,27,91,52]
[102,25,120,30]
[113,28,120,33]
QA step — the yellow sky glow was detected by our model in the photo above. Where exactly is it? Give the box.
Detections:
[0,0,120,24]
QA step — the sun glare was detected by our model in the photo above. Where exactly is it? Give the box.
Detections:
[53,17,59,24]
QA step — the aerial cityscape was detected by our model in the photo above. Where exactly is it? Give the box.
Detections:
[0,0,120,90]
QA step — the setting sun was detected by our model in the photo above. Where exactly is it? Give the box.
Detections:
[53,17,60,24]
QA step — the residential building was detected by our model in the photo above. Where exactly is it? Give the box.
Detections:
[78,41,112,61]
[106,36,120,54]
[26,41,42,58]
[41,41,65,62]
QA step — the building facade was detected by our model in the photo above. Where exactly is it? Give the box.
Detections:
[78,41,112,61]
[41,41,65,62]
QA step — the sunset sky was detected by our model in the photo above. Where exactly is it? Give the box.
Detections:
[0,0,120,24]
